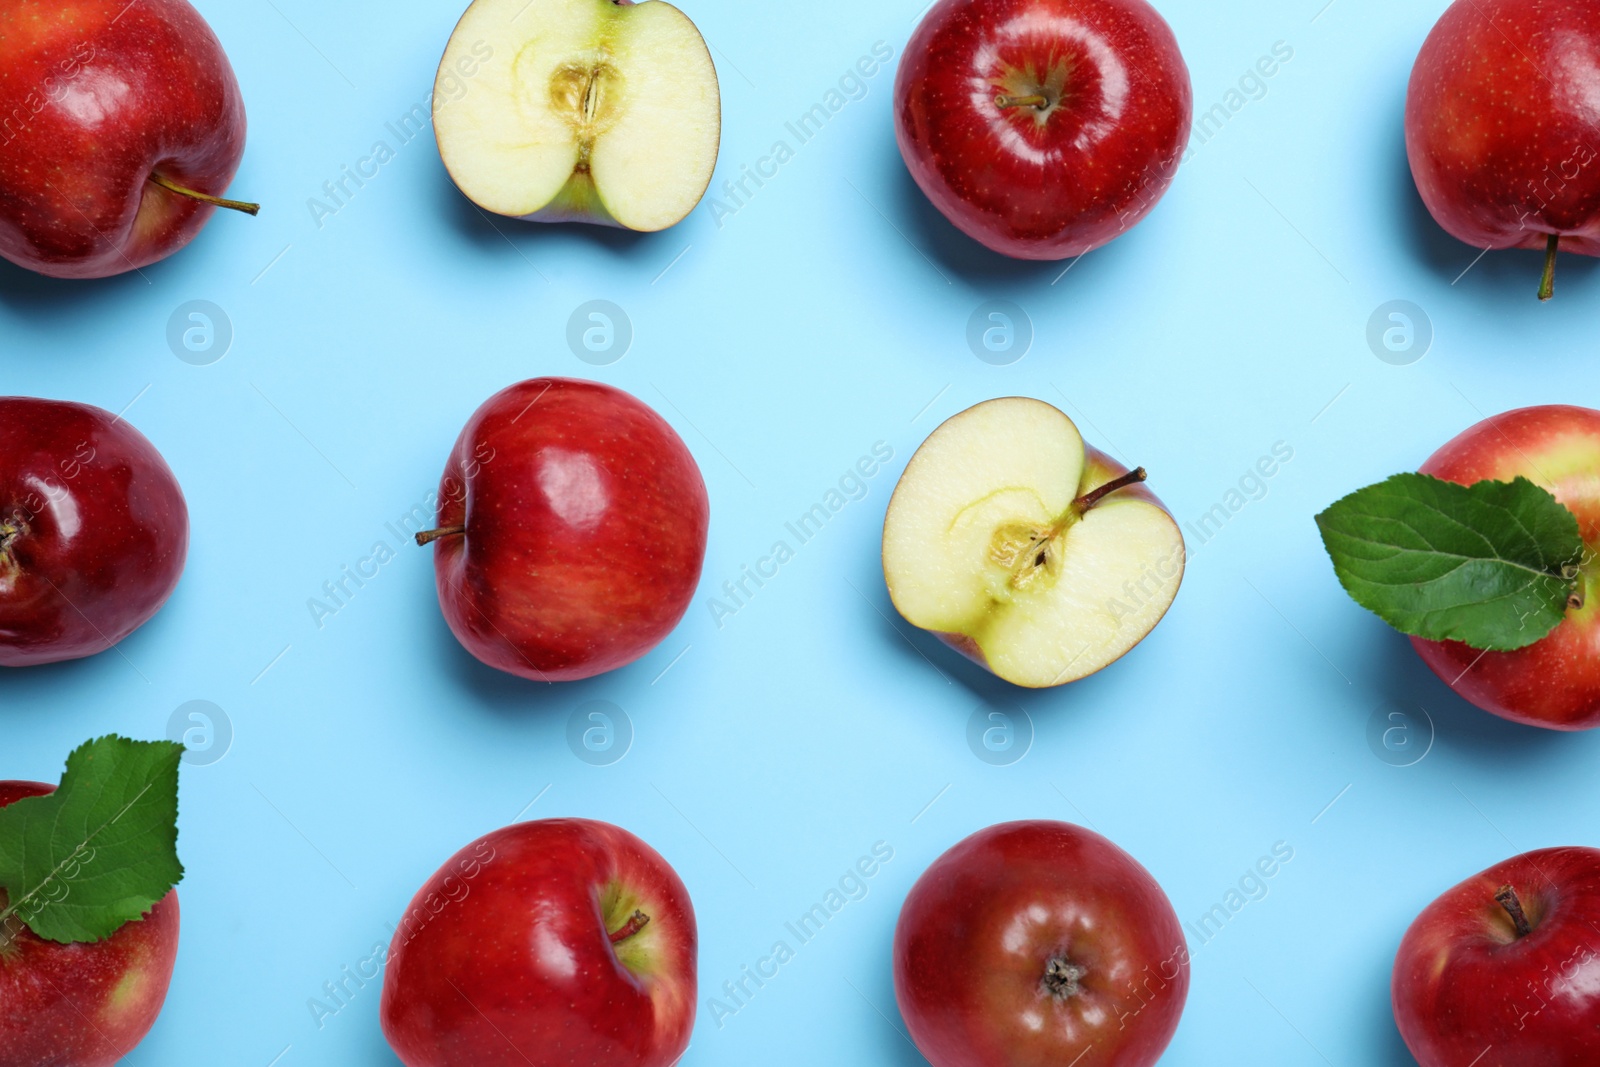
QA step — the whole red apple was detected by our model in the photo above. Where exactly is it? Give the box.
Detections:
[380,818,697,1067]
[0,0,255,280]
[895,0,1192,260]
[1409,405,1600,729]
[894,821,1189,1067]
[1406,0,1600,299]
[0,397,189,667]
[1393,846,1600,1065]
[0,780,180,1067]
[418,378,708,682]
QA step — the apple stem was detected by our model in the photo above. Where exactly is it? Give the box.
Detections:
[414,525,466,547]
[1073,467,1148,514]
[1495,884,1534,938]
[147,173,260,216]
[1539,234,1559,301]
[608,909,651,944]
[995,93,1050,111]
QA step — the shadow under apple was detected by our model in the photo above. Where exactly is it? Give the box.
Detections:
[1357,618,1580,769]
[435,164,674,262]
[1387,97,1600,298]
[1355,933,1420,1067]
[423,606,563,717]
[887,159,1160,295]
[0,252,157,325]
[845,947,933,1067]
[848,551,1151,737]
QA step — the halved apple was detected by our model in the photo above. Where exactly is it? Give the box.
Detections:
[434,0,721,232]
[883,397,1185,688]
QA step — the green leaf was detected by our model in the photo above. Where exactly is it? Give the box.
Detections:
[1315,473,1585,652]
[0,736,183,944]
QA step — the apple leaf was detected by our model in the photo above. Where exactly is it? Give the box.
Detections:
[1315,473,1584,652]
[0,736,183,945]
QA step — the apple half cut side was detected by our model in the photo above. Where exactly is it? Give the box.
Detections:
[434,0,721,232]
[883,397,1185,688]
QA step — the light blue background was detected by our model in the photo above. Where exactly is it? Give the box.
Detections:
[5,0,1599,1063]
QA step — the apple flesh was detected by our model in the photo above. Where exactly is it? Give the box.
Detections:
[0,0,254,279]
[895,0,1192,259]
[894,821,1189,1067]
[1394,846,1600,1065]
[0,397,189,667]
[0,781,180,1067]
[419,378,709,681]
[380,818,696,1067]
[883,397,1184,687]
[1406,0,1600,299]
[1409,405,1600,730]
[434,0,720,232]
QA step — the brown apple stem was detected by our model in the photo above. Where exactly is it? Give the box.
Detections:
[147,173,260,216]
[1495,884,1534,938]
[996,93,1050,110]
[608,909,651,944]
[1538,233,1559,302]
[1073,467,1148,514]
[414,525,466,547]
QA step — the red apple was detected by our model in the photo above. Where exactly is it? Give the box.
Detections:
[894,821,1189,1067]
[1393,846,1600,1065]
[895,0,1192,260]
[380,818,697,1067]
[418,378,708,682]
[0,780,180,1067]
[0,397,189,667]
[1410,405,1600,730]
[0,0,255,280]
[1406,0,1600,299]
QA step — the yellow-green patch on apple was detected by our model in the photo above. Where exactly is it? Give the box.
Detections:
[883,397,1185,688]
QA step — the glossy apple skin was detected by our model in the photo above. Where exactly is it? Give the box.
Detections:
[426,378,708,682]
[894,821,1189,1067]
[0,0,248,278]
[934,446,1183,677]
[0,781,180,1067]
[1406,0,1600,257]
[0,397,188,667]
[1394,847,1600,1065]
[380,818,697,1067]
[1410,406,1600,729]
[895,0,1191,260]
